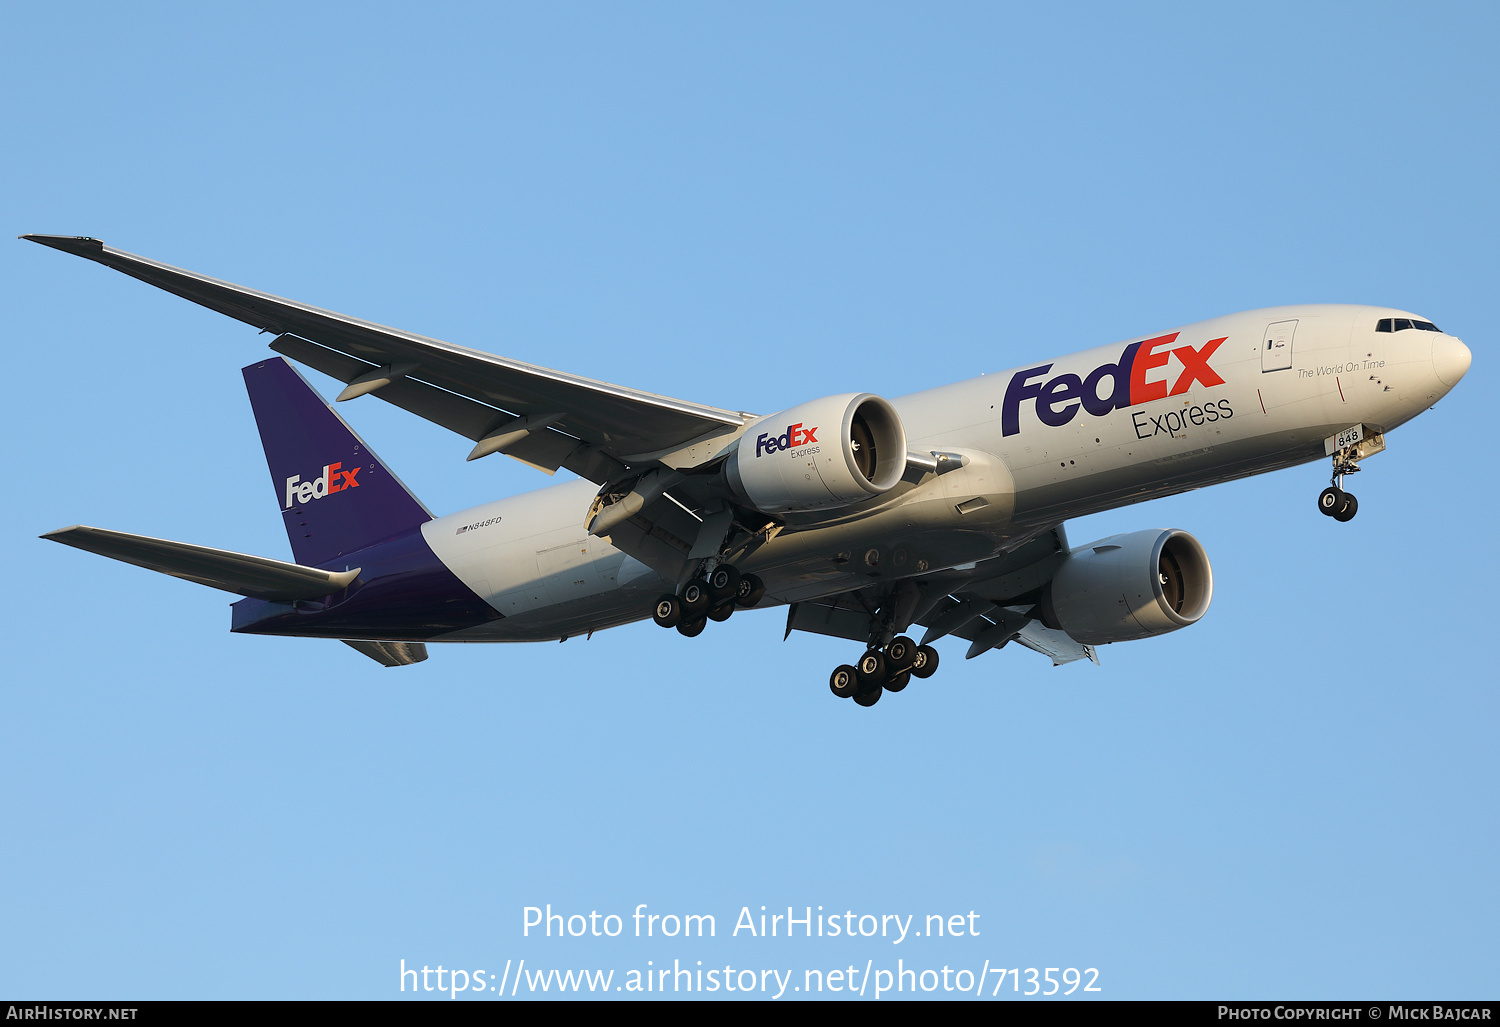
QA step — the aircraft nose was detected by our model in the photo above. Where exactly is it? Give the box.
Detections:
[1433,335,1472,387]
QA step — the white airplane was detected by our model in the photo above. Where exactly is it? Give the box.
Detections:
[29,235,1472,705]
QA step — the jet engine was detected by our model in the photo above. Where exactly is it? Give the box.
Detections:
[725,393,906,514]
[1038,529,1213,645]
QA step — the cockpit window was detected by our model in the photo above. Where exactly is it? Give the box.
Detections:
[1377,317,1443,333]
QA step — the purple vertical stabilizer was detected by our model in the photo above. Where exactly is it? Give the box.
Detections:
[243,358,432,567]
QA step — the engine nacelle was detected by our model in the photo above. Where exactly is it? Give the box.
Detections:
[726,393,906,514]
[1040,529,1213,645]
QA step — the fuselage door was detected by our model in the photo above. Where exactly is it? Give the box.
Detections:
[1261,319,1297,372]
[538,537,606,604]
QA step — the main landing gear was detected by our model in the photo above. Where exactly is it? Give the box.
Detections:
[828,636,940,708]
[1317,447,1362,522]
[651,566,766,637]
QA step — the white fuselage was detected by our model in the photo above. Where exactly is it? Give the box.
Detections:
[421,304,1468,641]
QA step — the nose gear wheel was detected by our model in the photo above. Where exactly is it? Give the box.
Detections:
[1318,486,1358,522]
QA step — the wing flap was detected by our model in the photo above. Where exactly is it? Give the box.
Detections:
[268,334,501,441]
[784,598,876,644]
[267,333,622,478]
[1013,621,1099,666]
[342,639,429,667]
[42,525,359,601]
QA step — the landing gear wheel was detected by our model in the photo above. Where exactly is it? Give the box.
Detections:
[829,665,858,699]
[707,564,741,600]
[652,594,682,628]
[676,617,706,638]
[680,578,711,615]
[884,669,911,693]
[1325,442,1367,520]
[855,649,887,688]
[910,645,940,679]
[885,636,917,672]
[853,686,883,707]
[734,573,766,608]
[707,600,735,623]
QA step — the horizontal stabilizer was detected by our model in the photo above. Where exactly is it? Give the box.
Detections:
[41,525,360,601]
[342,639,428,667]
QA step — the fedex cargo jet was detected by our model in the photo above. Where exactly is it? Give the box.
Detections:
[28,236,1471,706]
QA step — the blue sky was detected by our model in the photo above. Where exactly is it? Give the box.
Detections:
[2,1,1495,1000]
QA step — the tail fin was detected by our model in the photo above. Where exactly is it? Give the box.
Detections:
[243,357,431,566]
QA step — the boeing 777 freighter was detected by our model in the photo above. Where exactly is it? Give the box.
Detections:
[27,236,1472,706]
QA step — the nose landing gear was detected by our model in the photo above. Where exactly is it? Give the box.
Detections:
[1317,428,1386,523]
[1317,449,1363,522]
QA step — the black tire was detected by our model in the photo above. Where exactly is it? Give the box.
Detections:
[677,617,706,638]
[853,687,883,707]
[886,635,917,672]
[652,594,682,628]
[1318,486,1343,516]
[884,669,911,693]
[707,564,741,599]
[734,573,766,608]
[829,665,858,699]
[680,578,711,614]
[855,649,887,688]
[910,644,940,679]
[707,600,734,623]
[1334,492,1359,522]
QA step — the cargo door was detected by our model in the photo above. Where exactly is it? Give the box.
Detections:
[537,538,606,605]
[486,540,551,615]
[1262,319,1297,372]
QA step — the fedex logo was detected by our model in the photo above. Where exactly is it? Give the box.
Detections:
[283,462,360,509]
[756,422,819,457]
[1001,332,1227,437]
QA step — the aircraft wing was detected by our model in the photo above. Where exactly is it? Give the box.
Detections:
[23,235,749,482]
